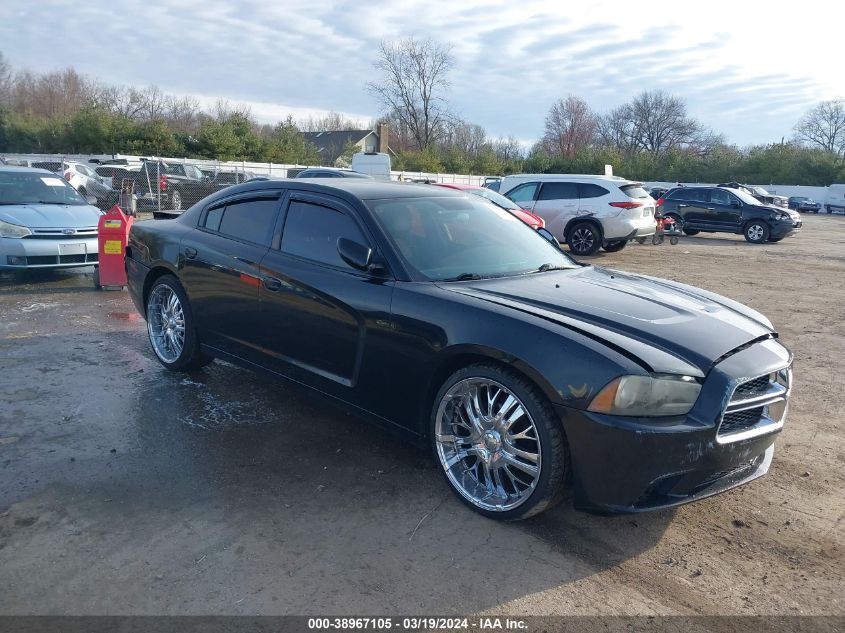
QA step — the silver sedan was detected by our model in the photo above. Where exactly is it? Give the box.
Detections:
[0,167,103,269]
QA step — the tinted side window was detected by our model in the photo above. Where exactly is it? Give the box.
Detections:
[204,198,278,246]
[281,200,367,269]
[538,182,578,200]
[710,189,733,205]
[674,188,707,202]
[506,183,539,203]
[579,183,610,198]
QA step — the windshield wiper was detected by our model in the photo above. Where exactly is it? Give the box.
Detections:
[440,272,483,282]
[533,263,570,273]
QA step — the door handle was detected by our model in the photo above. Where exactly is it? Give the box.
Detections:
[263,276,282,291]
[184,247,197,259]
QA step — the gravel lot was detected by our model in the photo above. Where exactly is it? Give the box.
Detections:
[0,214,842,616]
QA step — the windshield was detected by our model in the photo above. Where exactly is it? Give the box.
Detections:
[367,195,578,281]
[0,171,88,205]
[468,187,521,210]
[731,189,764,206]
[751,186,770,196]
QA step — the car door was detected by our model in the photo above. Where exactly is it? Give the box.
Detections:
[178,191,281,359]
[708,188,743,230]
[504,182,540,211]
[673,188,710,227]
[577,182,611,217]
[532,181,579,237]
[257,191,395,406]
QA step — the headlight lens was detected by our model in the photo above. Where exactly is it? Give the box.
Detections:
[0,219,32,238]
[588,374,702,417]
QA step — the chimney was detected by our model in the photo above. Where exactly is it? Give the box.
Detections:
[377,122,389,154]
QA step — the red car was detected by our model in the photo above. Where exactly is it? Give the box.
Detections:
[432,183,545,230]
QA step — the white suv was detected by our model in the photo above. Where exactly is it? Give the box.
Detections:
[500,174,656,255]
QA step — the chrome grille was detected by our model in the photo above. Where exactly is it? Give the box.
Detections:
[717,367,791,443]
[25,227,98,240]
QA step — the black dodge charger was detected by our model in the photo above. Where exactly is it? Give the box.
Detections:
[127,179,792,520]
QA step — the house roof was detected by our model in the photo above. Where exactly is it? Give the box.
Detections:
[303,130,375,155]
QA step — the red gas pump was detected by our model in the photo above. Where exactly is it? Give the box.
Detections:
[95,205,134,289]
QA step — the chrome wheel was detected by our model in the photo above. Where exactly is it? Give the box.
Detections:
[147,284,185,363]
[747,224,764,241]
[435,378,541,512]
[570,227,595,253]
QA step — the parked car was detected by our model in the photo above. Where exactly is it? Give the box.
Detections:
[719,183,788,208]
[499,174,656,256]
[432,183,545,229]
[657,186,801,243]
[787,196,822,213]
[206,170,258,189]
[484,181,502,192]
[647,185,670,200]
[295,167,373,179]
[0,167,102,269]
[126,161,220,216]
[126,179,792,520]
[824,184,845,214]
[31,160,118,211]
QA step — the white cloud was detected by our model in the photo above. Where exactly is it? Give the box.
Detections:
[0,0,841,146]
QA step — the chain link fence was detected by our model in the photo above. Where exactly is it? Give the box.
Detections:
[1,153,492,214]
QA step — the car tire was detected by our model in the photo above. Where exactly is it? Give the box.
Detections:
[145,274,213,372]
[602,239,627,253]
[171,190,182,211]
[566,222,601,256]
[431,363,569,521]
[682,228,700,236]
[744,221,770,244]
[93,267,101,290]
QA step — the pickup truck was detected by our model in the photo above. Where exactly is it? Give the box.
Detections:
[129,161,220,218]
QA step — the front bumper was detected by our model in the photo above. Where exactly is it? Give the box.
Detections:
[557,338,791,513]
[1,236,99,269]
[769,218,800,238]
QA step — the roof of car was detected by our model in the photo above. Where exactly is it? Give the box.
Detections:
[505,173,630,182]
[0,166,56,174]
[432,183,482,191]
[215,178,465,201]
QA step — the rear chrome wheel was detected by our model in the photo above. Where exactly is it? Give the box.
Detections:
[433,365,568,519]
[147,284,185,363]
[145,275,213,371]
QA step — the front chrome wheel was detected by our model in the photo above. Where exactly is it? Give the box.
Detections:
[147,284,185,364]
[435,378,542,512]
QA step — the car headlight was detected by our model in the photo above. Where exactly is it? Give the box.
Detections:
[0,219,32,238]
[588,374,702,417]
[773,211,790,221]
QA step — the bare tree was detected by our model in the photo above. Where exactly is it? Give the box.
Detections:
[492,136,524,162]
[366,37,454,151]
[627,91,702,156]
[540,96,597,158]
[164,94,201,134]
[596,104,637,154]
[793,99,845,155]
[299,111,364,132]
[443,119,487,157]
[0,51,11,105]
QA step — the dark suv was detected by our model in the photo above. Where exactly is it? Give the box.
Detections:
[658,186,801,243]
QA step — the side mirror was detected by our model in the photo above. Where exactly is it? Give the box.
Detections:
[85,195,98,205]
[337,237,373,271]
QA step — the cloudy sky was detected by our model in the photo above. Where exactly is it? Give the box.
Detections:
[2,0,842,147]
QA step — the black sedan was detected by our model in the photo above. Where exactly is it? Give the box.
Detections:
[126,180,792,519]
[788,196,822,213]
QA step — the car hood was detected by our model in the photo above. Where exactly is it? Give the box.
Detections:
[0,204,103,228]
[441,266,775,375]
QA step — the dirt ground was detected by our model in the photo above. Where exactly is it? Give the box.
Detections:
[0,214,842,616]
